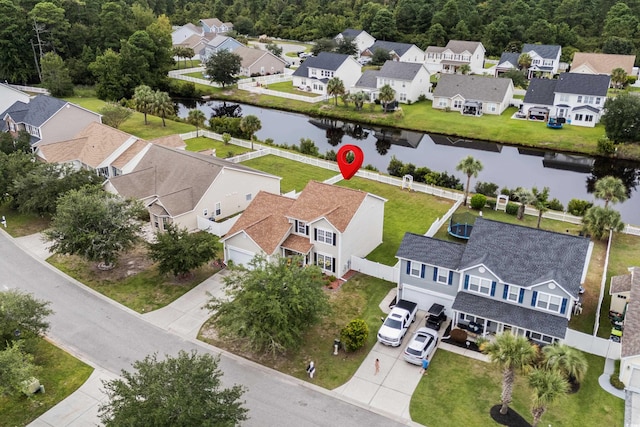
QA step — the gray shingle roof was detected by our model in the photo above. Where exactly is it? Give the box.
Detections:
[340,29,364,38]
[523,78,557,105]
[367,41,415,57]
[497,52,520,68]
[452,292,568,338]
[2,95,67,127]
[573,105,601,113]
[433,74,513,103]
[460,218,590,296]
[292,52,350,78]
[396,232,466,270]
[445,40,483,54]
[555,72,610,96]
[354,70,380,89]
[378,61,426,80]
[522,44,561,59]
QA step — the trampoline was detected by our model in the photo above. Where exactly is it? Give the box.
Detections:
[448,212,476,240]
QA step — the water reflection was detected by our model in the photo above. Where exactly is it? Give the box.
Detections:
[175,100,640,224]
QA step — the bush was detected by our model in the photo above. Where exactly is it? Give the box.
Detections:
[486,199,497,209]
[168,80,198,98]
[610,360,625,390]
[450,328,468,343]
[299,138,319,156]
[597,136,616,155]
[470,194,487,210]
[547,198,564,212]
[567,199,593,216]
[364,164,378,171]
[506,202,519,216]
[627,76,637,86]
[417,94,427,102]
[474,181,499,198]
[340,319,369,352]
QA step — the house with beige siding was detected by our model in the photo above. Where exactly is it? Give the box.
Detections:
[432,74,514,115]
[1,95,101,146]
[105,145,280,232]
[570,52,635,77]
[222,181,386,276]
[234,45,287,76]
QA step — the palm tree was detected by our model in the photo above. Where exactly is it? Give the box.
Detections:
[514,188,535,221]
[542,343,588,386]
[594,176,627,208]
[349,91,369,111]
[582,205,624,240]
[133,85,154,125]
[481,332,537,415]
[326,77,345,106]
[187,109,206,137]
[378,84,396,112]
[518,53,532,71]
[459,64,471,75]
[456,155,483,205]
[152,90,174,127]
[240,114,262,150]
[528,367,569,427]
[531,186,550,228]
[611,67,627,90]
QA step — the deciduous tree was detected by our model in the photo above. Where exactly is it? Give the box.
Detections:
[90,49,126,101]
[206,255,330,356]
[0,341,38,396]
[99,103,133,129]
[40,52,74,97]
[205,50,241,87]
[0,289,52,348]
[99,351,248,426]
[601,93,640,143]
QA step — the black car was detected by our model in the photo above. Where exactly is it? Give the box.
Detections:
[425,303,447,331]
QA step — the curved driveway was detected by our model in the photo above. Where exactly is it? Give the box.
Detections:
[0,231,408,427]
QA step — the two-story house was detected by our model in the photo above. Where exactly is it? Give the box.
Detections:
[1,95,101,146]
[202,35,244,61]
[495,44,561,79]
[522,73,610,127]
[360,41,425,63]
[432,74,514,116]
[0,83,30,115]
[395,218,591,345]
[292,52,362,95]
[171,23,204,46]
[334,29,376,58]
[199,18,233,35]
[425,40,486,75]
[353,60,431,103]
[222,180,386,276]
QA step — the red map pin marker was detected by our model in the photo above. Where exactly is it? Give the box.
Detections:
[336,144,364,180]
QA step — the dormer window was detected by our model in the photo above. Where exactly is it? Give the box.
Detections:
[296,220,308,235]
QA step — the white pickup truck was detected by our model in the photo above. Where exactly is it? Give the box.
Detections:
[377,299,418,347]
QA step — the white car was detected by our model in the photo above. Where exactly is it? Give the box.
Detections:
[403,327,438,365]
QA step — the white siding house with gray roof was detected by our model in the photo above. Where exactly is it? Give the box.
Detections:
[334,29,375,58]
[432,74,514,115]
[425,40,486,74]
[361,41,425,63]
[395,218,592,345]
[522,44,562,78]
[373,61,431,103]
[292,52,362,95]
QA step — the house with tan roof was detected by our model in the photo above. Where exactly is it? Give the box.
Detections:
[614,267,640,386]
[432,74,514,116]
[222,181,386,276]
[199,18,233,35]
[570,52,635,77]
[35,122,186,178]
[425,40,486,75]
[104,144,280,233]
[234,45,287,76]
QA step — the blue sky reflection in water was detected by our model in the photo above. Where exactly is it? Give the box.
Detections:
[176,101,640,226]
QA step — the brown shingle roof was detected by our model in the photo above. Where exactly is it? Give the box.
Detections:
[571,52,635,75]
[621,267,640,358]
[111,139,147,169]
[281,234,313,254]
[149,134,186,149]
[234,45,285,68]
[611,274,633,294]
[286,181,368,232]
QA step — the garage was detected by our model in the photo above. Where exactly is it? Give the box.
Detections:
[225,246,255,269]
[400,284,455,314]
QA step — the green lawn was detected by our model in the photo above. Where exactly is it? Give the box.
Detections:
[185,136,252,157]
[267,81,323,97]
[0,339,93,427]
[199,273,395,390]
[336,178,453,265]
[172,59,201,69]
[240,155,338,193]
[0,204,50,237]
[411,349,624,427]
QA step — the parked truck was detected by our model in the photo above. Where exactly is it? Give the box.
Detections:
[377,299,418,347]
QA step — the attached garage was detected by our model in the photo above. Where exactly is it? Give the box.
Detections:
[400,284,455,314]
[225,246,255,269]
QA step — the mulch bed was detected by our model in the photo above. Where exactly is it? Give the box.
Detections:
[490,404,531,427]
[441,322,482,352]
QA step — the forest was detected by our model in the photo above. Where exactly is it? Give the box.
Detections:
[2,0,640,87]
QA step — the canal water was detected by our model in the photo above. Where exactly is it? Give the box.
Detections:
[175,101,640,225]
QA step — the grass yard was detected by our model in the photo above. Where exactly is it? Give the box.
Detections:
[199,273,395,390]
[266,81,323,97]
[336,177,453,265]
[240,155,338,193]
[0,339,93,427]
[411,349,624,427]
[172,59,201,69]
[185,136,252,157]
[47,243,221,313]
[0,204,50,237]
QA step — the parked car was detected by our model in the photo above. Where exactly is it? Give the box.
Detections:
[425,303,447,331]
[298,52,313,58]
[377,299,418,347]
[403,327,438,365]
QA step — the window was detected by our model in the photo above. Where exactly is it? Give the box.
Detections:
[507,285,520,302]
[215,202,221,216]
[453,99,462,109]
[399,93,407,101]
[439,99,447,107]
[316,228,333,244]
[577,96,582,103]
[585,115,593,122]
[488,103,497,112]
[316,253,333,272]
[245,193,252,201]
[410,262,422,278]
[574,114,583,121]
[596,97,601,105]
[559,94,569,102]
[436,268,449,284]
[468,276,492,295]
[296,221,307,234]
[529,331,554,344]
[536,292,562,313]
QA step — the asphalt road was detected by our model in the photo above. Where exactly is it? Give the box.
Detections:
[0,232,408,427]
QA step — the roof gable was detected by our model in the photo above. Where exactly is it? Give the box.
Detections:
[5,95,67,127]
[571,52,635,75]
[378,61,427,81]
[396,233,466,270]
[498,52,520,68]
[292,52,351,77]
[445,40,484,55]
[523,78,557,105]
[522,44,561,59]
[367,41,418,57]
[554,72,611,96]
[433,74,513,102]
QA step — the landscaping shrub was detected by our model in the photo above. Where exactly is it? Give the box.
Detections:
[364,164,378,171]
[627,76,637,86]
[450,328,468,344]
[567,199,593,216]
[299,138,319,156]
[597,136,616,155]
[610,360,625,390]
[474,181,499,198]
[340,319,369,352]
[547,198,564,212]
[505,202,519,216]
[417,94,427,102]
[325,150,337,161]
[486,199,497,209]
[470,194,487,210]
[168,80,198,98]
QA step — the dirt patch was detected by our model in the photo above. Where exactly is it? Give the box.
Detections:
[88,245,154,281]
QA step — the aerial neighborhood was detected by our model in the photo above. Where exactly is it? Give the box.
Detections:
[1,2,640,426]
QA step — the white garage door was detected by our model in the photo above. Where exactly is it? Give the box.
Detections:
[401,285,455,314]
[226,246,255,269]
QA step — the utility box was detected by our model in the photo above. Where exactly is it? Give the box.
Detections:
[22,377,41,395]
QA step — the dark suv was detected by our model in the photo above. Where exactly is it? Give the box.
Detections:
[425,303,447,331]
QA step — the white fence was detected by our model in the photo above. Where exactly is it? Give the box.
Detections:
[196,215,239,236]
[426,197,465,237]
[564,329,620,358]
[8,84,49,95]
[350,256,399,283]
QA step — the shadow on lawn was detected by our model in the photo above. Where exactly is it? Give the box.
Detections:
[490,405,531,427]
